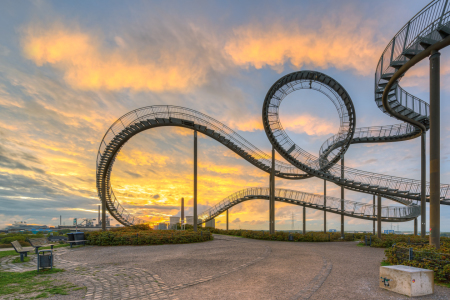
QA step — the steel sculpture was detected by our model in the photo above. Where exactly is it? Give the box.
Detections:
[96,1,450,238]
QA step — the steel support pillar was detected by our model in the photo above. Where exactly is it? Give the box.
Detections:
[193,131,198,232]
[414,218,418,236]
[269,147,275,234]
[373,195,375,235]
[429,50,440,249]
[421,132,426,238]
[303,204,306,235]
[377,195,382,238]
[181,197,184,225]
[324,180,327,233]
[102,190,106,231]
[226,209,229,230]
[341,155,344,238]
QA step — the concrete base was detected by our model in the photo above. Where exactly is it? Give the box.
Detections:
[380,265,434,297]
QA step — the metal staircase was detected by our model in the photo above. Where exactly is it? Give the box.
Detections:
[96,0,450,226]
[198,188,420,224]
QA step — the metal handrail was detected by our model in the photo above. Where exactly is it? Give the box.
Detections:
[198,187,420,223]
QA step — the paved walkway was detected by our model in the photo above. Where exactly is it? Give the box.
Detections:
[2,235,450,299]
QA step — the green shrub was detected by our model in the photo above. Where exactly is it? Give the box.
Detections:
[209,229,358,242]
[384,242,450,283]
[85,228,213,246]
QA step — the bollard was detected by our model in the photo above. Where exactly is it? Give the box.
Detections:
[201,231,203,238]
[365,235,367,246]
[370,235,372,247]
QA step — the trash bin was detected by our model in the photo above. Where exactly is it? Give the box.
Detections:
[73,232,85,245]
[37,250,53,271]
[67,232,75,244]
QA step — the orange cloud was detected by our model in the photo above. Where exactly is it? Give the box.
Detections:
[282,114,337,136]
[225,17,384,75]
[22,25,210,92]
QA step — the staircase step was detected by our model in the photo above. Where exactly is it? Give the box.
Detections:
[420,37,438,48]
[438,25,450,38]
[381,73,395,81]
[402,49,421,59]
[390,60,408,69]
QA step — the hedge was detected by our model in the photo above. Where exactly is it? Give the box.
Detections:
[385,242,450,283]
[357,234,450,248]
[208,229,358,242]
[85,224,213,246]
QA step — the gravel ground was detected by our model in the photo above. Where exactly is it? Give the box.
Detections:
[6,235,450,299]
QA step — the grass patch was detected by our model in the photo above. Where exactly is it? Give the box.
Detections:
[380,261,391,266]
[0,268,79,298]
[0,250,19,259]
[12,256,30,263]
[0,244,70,260]
[357,242,365,247]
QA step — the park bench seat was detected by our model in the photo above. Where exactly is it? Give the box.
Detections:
[11,240,31,262]
[28,238,55,254]
[67,240,88,248]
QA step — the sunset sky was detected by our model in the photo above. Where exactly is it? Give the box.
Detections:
[1,0,450,232]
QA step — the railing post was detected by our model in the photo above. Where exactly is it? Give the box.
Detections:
[390,37,396,63]
[429,50,441,249]
[403,22,411,51]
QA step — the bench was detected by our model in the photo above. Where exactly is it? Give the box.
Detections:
[67,240,87,248]
[11,240,31,262]
[28,238,55,254]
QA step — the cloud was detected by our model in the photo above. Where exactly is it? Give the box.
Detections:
[21,23,224,92]
[224,8,385,75]
[282,114,337,136]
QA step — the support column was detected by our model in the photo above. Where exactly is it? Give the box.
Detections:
[377,195,382,238]
[429,50,440,249]
[102,188,106,231]
[226,209,229,230]
[269,147,275,234]
[421,132,426,238]
[193,131,198,232]
[324,180,327,233]
[181,197,184,225]
[414,218,418,236]
[341,155,344,238]
[303,204,306,235]
[373,195,375,235]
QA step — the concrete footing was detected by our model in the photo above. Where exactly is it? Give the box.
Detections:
[380,265,434,297]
